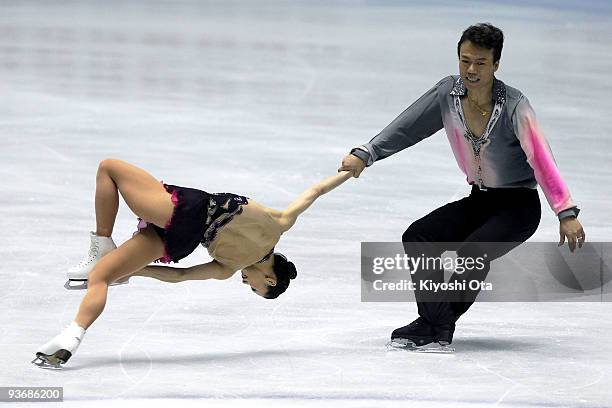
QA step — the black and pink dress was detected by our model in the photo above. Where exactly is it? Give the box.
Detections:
[133,183,249,264]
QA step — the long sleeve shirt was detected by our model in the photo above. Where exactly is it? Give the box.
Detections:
[351,75,579,220]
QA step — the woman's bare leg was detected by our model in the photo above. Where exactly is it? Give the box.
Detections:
[75,226,165,329]
[94,158,176,237]
[95,160,120,237]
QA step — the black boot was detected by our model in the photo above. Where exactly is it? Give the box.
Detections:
[432,323,455,345]
[390,317,435,347]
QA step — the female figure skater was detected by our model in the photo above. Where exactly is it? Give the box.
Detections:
[33,158,353,368]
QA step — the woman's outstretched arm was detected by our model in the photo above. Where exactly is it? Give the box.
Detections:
[280,170,353,231]
[132,261,235,283]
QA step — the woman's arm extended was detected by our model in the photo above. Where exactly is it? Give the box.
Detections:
[132,260,235,283]
[280,170,352,231]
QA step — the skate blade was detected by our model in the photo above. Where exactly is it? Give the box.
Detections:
[31,355,63,370]
[64,279,87,290]
[386,340,455,354]
[64,279,128,290]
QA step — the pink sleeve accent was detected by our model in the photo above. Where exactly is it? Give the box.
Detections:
[514,98,575,215]
[452,127,469,175]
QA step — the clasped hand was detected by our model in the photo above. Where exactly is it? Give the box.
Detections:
[338,154,366,178]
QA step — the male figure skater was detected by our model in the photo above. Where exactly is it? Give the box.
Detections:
[339,23,585,349]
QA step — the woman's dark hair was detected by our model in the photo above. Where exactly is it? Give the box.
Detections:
[264,253,297,299]
[457,23,504,63]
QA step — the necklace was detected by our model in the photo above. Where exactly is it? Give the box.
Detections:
[467,95,490,117]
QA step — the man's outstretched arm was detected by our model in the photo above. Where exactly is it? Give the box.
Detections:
[339,77,449,177]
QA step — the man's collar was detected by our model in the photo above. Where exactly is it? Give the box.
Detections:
[450,76,506,105]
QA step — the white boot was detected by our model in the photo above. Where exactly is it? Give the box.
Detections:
[65,231,117,290]
[32,321,86,369]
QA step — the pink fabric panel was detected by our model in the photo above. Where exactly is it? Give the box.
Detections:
[516,108,574,214]
[131,180,179,263]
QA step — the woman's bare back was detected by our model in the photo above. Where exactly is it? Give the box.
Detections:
[206,199,284,270]
[206,171,352,271]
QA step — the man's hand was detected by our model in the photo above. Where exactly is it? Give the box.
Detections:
[558,217,585,253]
[338,154,366,178]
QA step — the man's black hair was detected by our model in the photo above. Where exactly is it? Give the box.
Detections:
[457,23,504,63]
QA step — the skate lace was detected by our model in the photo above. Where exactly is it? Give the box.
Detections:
[76,242,100,268]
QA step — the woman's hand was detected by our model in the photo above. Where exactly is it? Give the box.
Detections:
[338,154,366,178]
[558,217,585,253]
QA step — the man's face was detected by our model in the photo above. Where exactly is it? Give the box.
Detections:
[458,40,499,91]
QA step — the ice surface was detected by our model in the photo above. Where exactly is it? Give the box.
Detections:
[1,1,611,407]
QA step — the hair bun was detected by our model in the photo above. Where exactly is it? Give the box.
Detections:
[288,262,297,279]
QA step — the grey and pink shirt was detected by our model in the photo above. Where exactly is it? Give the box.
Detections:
[351,75,579,220]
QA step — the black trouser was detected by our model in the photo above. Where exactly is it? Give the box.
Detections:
[402,184,541,326]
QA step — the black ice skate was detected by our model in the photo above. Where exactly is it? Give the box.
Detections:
[433,323,455,346]
[387,317,455,353]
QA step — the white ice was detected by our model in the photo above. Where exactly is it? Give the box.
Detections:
[1,1,612,407]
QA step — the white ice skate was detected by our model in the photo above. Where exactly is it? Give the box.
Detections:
[65,231,124,290]
[31,322,86,369]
